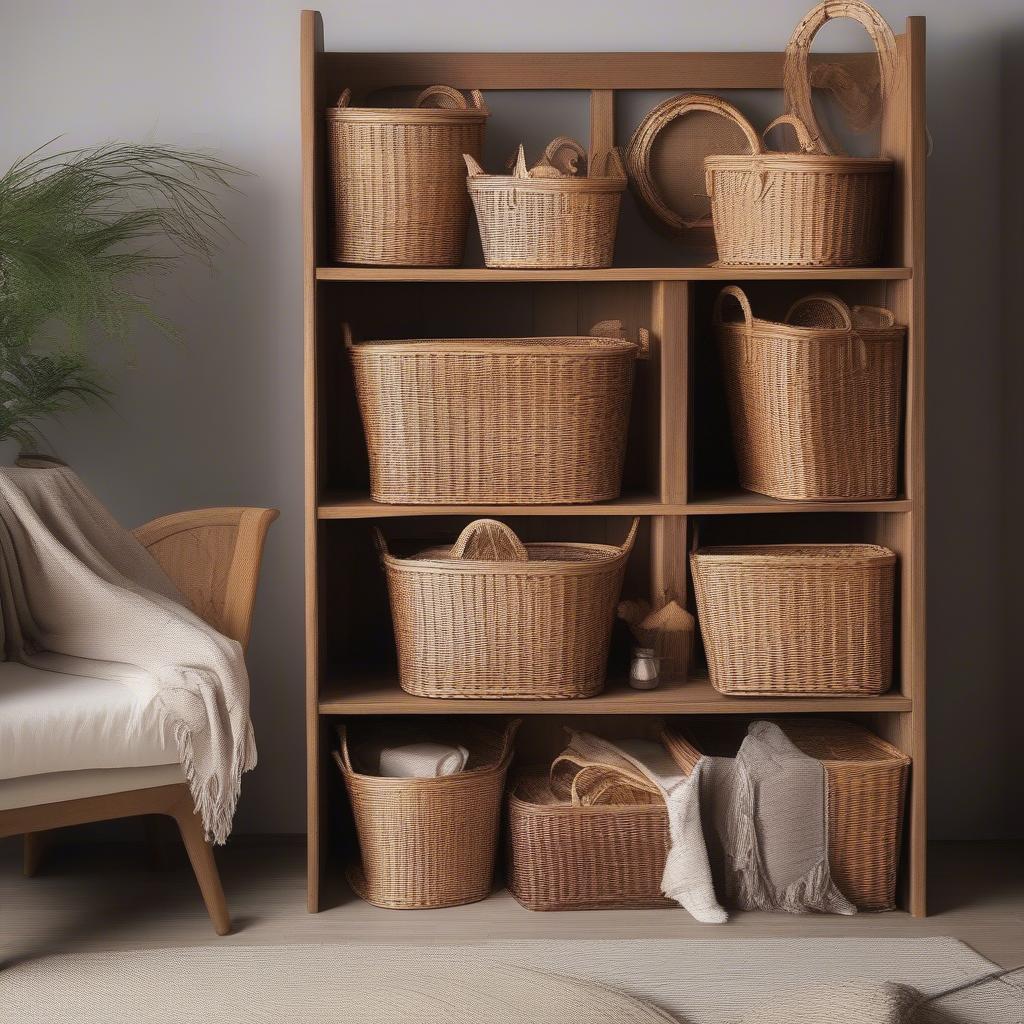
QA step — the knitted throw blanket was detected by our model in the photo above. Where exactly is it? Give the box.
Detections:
[0,465,255,843]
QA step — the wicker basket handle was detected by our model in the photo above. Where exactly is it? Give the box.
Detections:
[712,285,754,329]
[785,293,855,330]
[463,154,485,177]
[334,88,352,109]
[371,526,390,560]
[763,114,822,155]
[341,322,356,349]
[620,517,641,555]
[335,724,355,773]
[852,304,897,328]
[497,718,523,765]
[783,0,897,157]
[450,519,529,561]
[415,85,489,114]
[588,320,651,360]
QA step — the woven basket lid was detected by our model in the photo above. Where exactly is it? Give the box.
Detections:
[326,85,489,124]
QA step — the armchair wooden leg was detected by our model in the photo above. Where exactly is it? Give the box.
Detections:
[171,804,231,936]
[23,831,47,877]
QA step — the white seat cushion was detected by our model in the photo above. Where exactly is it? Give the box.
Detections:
[0,662,177,781]
[0,764,186,811]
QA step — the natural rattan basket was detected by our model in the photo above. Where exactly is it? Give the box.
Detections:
[326,86,488,266]
[691,543,896,696]
[664,719,910,910]
[346,320,647,505]
[377,518,639,700]
[507,774,673,911]
[335,719,519,909]
[464,145,627,268]
[714,286,906,500]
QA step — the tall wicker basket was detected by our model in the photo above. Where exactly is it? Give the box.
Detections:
[377,518,639,700]
[326,86,488,266]
[714,286,906,500]
[691,543,896,696]
[335,719,519,909]
[664,719,910,910]
[347,321,647,505]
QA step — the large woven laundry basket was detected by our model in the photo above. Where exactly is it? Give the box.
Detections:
[326,86,487,266]
[691,543,896,696]
[377,518,639,700]
[347,320,646,505]
[664,719,910,910]
[714,286,906,500]
[335,719,519,909]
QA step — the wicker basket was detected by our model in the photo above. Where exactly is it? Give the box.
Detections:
[464,145,626,268]
[691,543,896,696]
[346,320,647,505]
[664,719,910,910]
[334,719,519,909]
[714,286,906,500]
[507,774,673,911]
[325,86,488,266]
[377,518,639,700]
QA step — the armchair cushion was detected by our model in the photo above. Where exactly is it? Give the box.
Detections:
[0,662,177,781]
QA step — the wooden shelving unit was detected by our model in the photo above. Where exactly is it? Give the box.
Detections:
[301,11,926,916]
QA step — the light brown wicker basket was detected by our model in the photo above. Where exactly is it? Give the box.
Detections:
[377,518,640,700]
[714,286,906,500]
[334,718,519,909]
[507,774,673,911]
[346,320,647,505]
[690,543,896,696]
[464,145,627,268]
[663,718,910,910]
[325,86,488,267]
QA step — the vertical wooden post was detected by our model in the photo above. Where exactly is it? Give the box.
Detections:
[588,90,614,174]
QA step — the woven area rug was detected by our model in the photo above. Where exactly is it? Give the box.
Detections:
[2,938,1022,1023]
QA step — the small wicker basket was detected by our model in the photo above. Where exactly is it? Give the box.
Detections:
[335,718,519,909]
[664,719,910,910]
[714,286,906,500]
[325,86,488,266]
[346,320,647,505]
[464,144,627,268]
[691,543,896,696]
[378,518,639,700]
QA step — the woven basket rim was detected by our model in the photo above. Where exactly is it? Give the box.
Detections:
[509,773,668,814]
[387,540,632,572]
[692,543,896,565]
[466,174,627,194]
[776,718,912,766]
[347,336,639,356]
[715,319,904,343]
[705,153,892,172]
[326,106,489,125]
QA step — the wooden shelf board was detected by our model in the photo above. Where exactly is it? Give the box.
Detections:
[318,670,912,715]
[316,267,913,283]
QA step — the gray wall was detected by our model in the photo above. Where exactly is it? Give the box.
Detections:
[1,0,1020,838]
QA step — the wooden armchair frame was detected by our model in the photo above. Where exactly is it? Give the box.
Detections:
[0,506,278,936]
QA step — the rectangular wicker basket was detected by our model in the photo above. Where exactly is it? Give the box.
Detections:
[664,719,911,910]
[691,543,896,696]
[347,322,646,505]
[377,518,639,700]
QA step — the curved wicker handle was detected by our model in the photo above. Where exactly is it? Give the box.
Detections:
[463,153,485,177]
[335,724,355,773]
[415,85,489,114]
[341,322,356,349]
[588,320,651,359]
[371,526,389,560]
[334,88,352,109]
[544,136,587,176]
[712,285,754,328]
[783,0,897,157]
[496,718,523,766]
[785,293,855,330]
[450,519,528,561]
[620,517,641,555]
[852,304,897,328]
[763,114,821,155]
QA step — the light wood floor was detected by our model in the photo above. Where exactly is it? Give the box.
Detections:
[2,837,1022,968]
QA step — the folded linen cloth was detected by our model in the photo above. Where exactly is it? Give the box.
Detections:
[0,464,255,843]
[357,741,469,778]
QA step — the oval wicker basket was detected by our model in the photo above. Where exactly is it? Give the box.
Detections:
[334,719,519,909]
[377,518,640,700]
[325,86,488,267]
[464,144,627,268]
[690,543,896,696]
[714,286,906,500]
[346,320,647,505]
[664,718,910,910]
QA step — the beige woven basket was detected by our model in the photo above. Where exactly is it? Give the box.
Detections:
[664,718,910,910]
[377,518,639,700]
[464,144,627,268]
[690,543,896,696]
[334,718,519,909]
[714,286,906,500]
[346,320,647,505]
[326,86,488,266]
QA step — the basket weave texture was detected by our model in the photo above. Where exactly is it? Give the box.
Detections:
[335,719,518,909]
[715,286,905,500]
[507,774,673,910]
[664,718,910,910]
[465,146,626,268]
[378,518,639,700]
[326,87,487,266]
[690,543,896,696]
[347,321,646,505]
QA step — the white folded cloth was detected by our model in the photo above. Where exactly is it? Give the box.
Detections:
[358,741,469,778]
